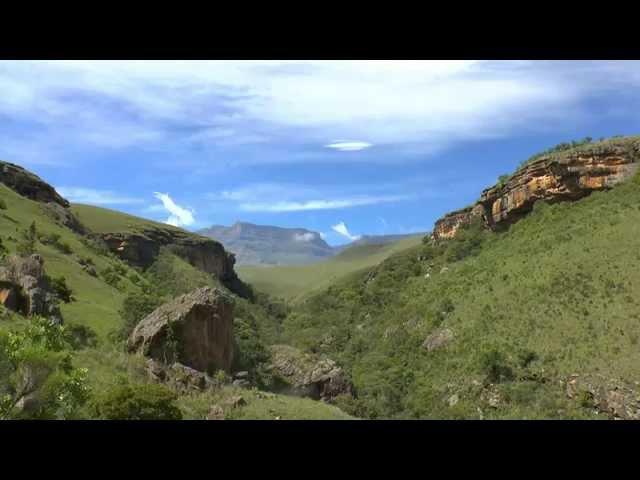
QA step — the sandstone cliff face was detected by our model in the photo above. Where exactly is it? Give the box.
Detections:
[96,228,249,296]
[432,137,640,240]
[0,161,69,207]
[128,287,235,373]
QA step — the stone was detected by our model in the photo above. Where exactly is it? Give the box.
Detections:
[448,394,459,407]
[422,328,454,352]
[232,379,251,389]
[234,371,249,379]
[224,395,246,409]
[0,254,62,323]
[268,345,353,402]
[206,405,224,420]
[128,287,235,373]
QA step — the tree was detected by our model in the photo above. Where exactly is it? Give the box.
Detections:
[0,317,90,419]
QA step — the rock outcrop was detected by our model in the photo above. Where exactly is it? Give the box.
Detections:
[0,254,62,323]
[0,161,69,207]
[128,287,235,374]
[432,137,640,240]
[268,345,353,402]
[422,328,454,352]
[95,229,250,298]
[565,374,640,420]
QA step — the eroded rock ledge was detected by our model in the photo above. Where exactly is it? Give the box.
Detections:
[432,137,640,240]
[95,228,250,297]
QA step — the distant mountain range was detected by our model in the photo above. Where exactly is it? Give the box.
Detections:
[197,222,426,265]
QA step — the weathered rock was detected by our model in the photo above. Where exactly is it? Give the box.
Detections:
[268,345,353,402]
[206,405,225,420]
[422,328,454,352]
[481,384,503,409]
[564,374,640,419]
[0,161,69,207]
[223,395,246,409]
[40,202,85,234]
[432,137,640,240]
[232,379,251,389]
[145,358,219,393]
[433,204,485,240]
[0,254,62,323]
[128,287,235,373]
[448,393,459,407]
[95,230,250,298]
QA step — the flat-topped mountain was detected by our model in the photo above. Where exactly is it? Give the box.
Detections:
[198,222,334,265]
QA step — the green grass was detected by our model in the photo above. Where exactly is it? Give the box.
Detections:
[70,203,184,235]
[237,235,423,302]
[177,385,355,420]
[280,172,640,419]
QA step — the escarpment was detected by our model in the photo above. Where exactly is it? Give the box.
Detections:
[0,161,69,207]
[95,228,250,297]
[432,136,640,240]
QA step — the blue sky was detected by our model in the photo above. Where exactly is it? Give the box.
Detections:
[1,60,640,245]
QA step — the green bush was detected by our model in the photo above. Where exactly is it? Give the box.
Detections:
[0,198,7,210]
[117,292,163,340]
[90,383,182,420]
[479,347,514,383]
[47,275,74,303]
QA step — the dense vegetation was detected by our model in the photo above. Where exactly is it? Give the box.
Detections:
[279,169,640,419]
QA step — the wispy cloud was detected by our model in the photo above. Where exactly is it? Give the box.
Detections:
[2,61,640,168]
[325,141,372,152]
[56,187,144,205]
[237,195,409,212]
[332,222,360,241]
[153,192,195,227]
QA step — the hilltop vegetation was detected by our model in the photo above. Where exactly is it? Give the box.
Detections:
[279,169,640,419]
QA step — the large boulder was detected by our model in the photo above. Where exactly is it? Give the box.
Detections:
[128,287,235,374]
[0,254,62,323]
[268,345,353,402]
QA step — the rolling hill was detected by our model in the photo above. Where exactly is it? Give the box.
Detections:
[237,235,424,301]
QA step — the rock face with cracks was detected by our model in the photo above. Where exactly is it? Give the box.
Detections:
[432,137,640,240]
[128,287,235,374]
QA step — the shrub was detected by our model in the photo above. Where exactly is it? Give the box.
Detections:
[479,347,514,383]
[117,292,163,340]
[64,324,98,350]
[0,198,7,210]
[16,222,37,256]
[47,275,74,303]
[90,383,182,420]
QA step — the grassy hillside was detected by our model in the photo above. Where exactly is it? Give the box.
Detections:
[71,203,184,235]
[237,235,423,302]
[0,188,351,420]
[281,171,640,419]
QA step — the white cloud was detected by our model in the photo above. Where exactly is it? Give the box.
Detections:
[325,141,372,152]
[153,192,195,227]
[2,61,639,166]
[238,195,408,213]
[332,222,360,241]
[293,232,316,242]
[56,187,144,205]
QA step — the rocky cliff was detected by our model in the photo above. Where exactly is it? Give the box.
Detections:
[95,227,250,297]
[0,161,69,207]
[432,136,640,240]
